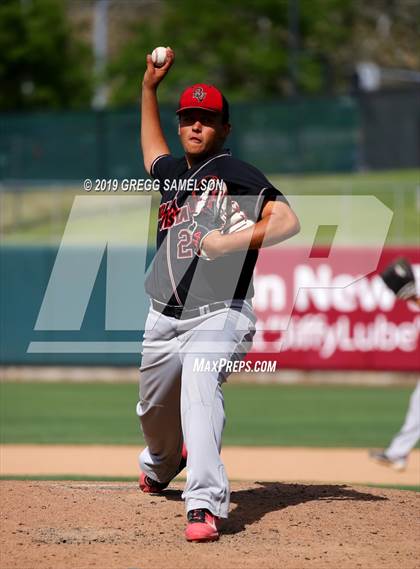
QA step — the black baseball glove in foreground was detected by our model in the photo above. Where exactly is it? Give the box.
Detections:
[380,257,417,300]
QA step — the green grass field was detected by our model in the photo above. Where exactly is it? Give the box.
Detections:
[1,382,417,448]
[1,169,419,245]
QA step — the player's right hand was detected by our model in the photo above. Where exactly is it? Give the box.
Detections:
[142,47,175,89]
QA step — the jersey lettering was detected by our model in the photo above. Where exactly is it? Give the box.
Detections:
[159,199,191,231]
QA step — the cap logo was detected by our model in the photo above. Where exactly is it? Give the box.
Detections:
[192,87,206,102]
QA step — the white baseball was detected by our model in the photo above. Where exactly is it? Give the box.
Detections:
[151,46,167,68]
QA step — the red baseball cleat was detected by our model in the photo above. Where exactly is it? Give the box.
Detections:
[139,471,170,493]
[185,509,220,542]
[139,443,188,493]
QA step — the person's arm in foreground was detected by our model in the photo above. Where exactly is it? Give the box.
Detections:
[203,199,300,259]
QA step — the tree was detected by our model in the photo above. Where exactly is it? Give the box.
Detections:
[107,0,420,106]
[0,0,93,110]
[107,0,360,105]
[107,0,290,105]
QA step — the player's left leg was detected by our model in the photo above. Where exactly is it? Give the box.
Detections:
[179,303,256,534]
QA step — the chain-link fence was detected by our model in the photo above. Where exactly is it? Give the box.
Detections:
[0,97,359,181]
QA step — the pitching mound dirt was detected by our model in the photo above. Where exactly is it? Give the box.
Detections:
[1,481,419,569]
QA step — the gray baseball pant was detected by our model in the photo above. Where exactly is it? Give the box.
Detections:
[386,380,420,460]
[136,300,256,518]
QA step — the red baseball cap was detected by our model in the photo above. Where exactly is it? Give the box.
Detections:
[176,83,230,122]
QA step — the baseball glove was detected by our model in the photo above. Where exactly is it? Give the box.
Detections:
[380,257,417,300]
[188,180,228,260]
[221,198,255,234]
[188,182,256,260]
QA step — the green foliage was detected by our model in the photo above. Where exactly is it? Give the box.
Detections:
[1,381,416,448]
[108,0,294,105]
[0,0,93,110]
[107,0,420,105]
[1,0,418,110]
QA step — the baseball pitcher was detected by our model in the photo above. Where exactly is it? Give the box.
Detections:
[137,46,300,542]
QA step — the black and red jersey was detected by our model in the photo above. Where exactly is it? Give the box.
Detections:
[145,150,287,308]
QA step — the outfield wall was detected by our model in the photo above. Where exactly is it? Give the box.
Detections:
[250,246,419,370]
[1,245,418,370]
